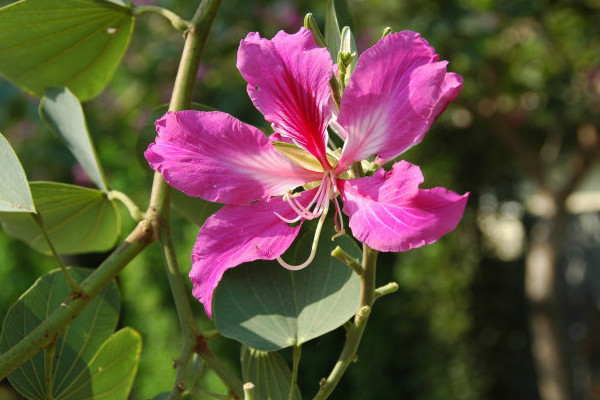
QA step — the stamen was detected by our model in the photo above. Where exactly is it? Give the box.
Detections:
[332,197,345,236]
[277,207,329,270]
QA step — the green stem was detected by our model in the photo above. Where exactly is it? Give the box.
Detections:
[156,1,242,398]
[197,345,244,399]
[134,5,190,31]
[288,345,302,400]
[374,282,399,300]
[108,190,145,221]
[0,220,153,380]
[31,213,80,294]
[45,341,56,400]
[312,245,378,400]
[331,246,362,276]
[160,211,198,400]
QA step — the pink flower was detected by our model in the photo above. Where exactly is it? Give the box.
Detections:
[145,28,468,317]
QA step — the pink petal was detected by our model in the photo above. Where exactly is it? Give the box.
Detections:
[145,111,320,205]
[337,31,463,169]
[339,161,468,252]
[190,188,318,317]
[237,28,333,168]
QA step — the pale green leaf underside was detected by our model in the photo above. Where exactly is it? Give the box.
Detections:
[40,87,108,192]
[213,218,361,351]
[0,0,134,101]
[241,345,302,400]
[0,267,121,400]
[0,132,35,213]
[0,181,121,255]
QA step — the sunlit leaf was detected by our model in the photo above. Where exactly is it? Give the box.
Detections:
[0,267,120,400]
[241,345,302,400]
[325,0,341,62]
[0,0,134,101]
[0,182,121,255]
[39,87,108,192]
[0,132,35,213]
[59,328,142,400]
[213,217,361,351]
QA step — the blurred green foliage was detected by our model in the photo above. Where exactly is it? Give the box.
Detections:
[1,0,599,399]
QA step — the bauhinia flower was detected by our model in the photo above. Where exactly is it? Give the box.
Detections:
[145,27,468,317]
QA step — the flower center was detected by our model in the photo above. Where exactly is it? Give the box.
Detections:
[275,171,345,270]
[272,141,340,172]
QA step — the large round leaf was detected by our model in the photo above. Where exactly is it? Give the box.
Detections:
[241,345,302,400]
[0,267,121,400]
[0,132,34,213]
[213,218,361,351]
[0,0,134,101]
[0,182,121,255]
[60,327,142,400]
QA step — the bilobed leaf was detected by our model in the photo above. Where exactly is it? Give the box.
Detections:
[325,0,341,62]
[0,132,35,213]
[241,345,302,400]
[0,0,134,101]
[213,218,361,351]
[60,328,142,400]
[40,87,108,192]
[0,267,120,400]
[0,182,121,255]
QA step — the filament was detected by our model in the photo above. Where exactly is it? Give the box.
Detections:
[277,207,329,270]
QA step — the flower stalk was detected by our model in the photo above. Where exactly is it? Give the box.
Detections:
[312,245,378,400]
[331,245,362,276]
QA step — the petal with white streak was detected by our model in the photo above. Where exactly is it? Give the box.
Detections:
[337,31,463,169]
[145,111,320,205]
[238,28,333,167]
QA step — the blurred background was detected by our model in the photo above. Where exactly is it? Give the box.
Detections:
[1,0,600,399]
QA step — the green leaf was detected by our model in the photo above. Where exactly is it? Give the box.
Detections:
[0,0,134,101]
[0,132,35,213]
[241,345,302,400]
[61,328,142,400]
[39,87,108,192]
[325,0,341,62]
[0,182,121,255]
[0,267,120,400]
[213,218,361,351]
